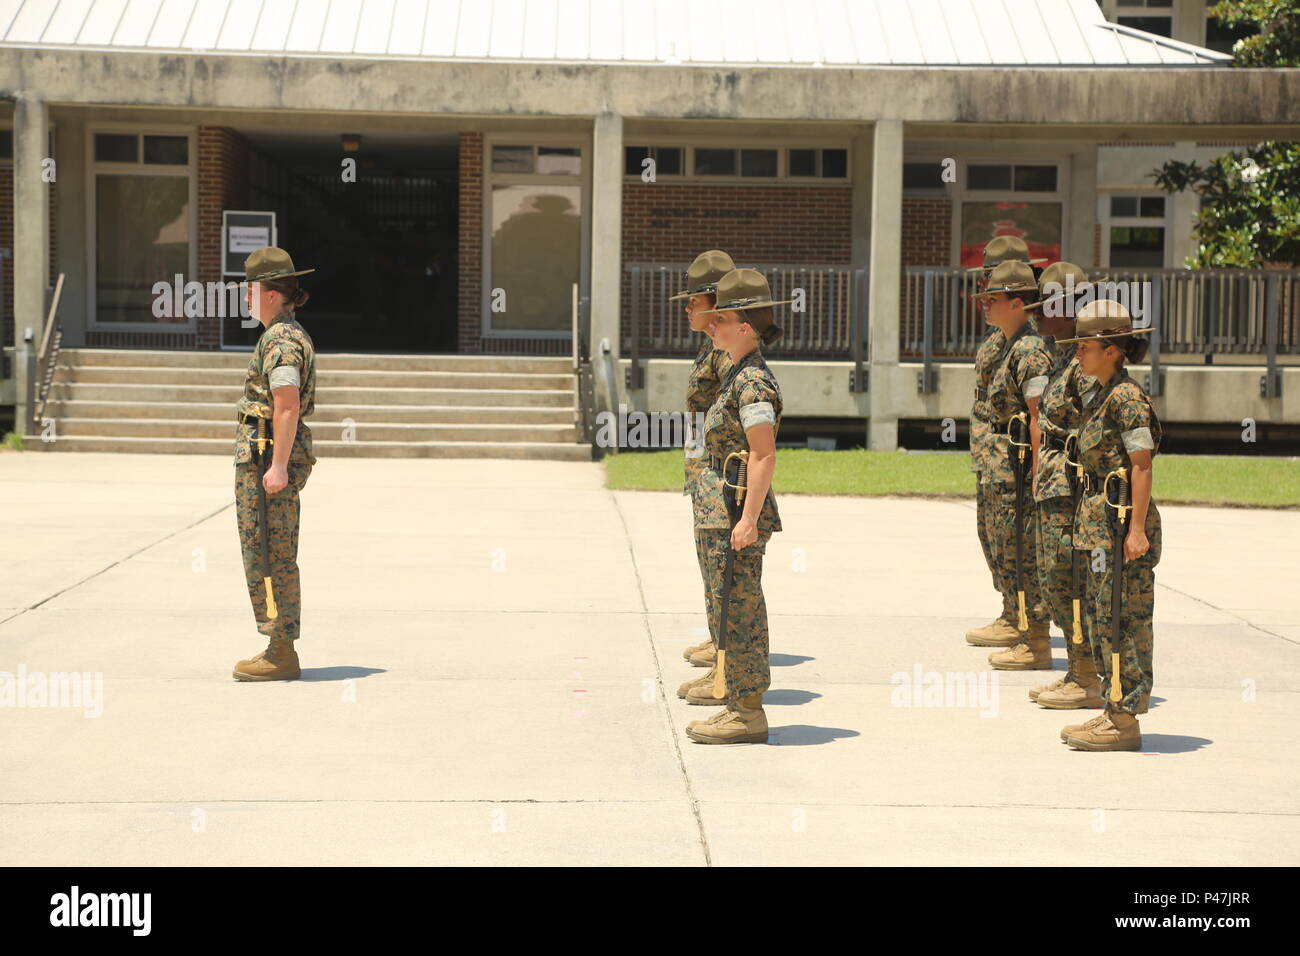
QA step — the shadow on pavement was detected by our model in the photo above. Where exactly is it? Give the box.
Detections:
[298,666,387,682]
[766,725,860,746]
[1138,735,1212,754]
[770,654,814,667]
[763,689,822,705]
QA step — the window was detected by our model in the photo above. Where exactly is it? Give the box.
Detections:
[1106,192,1167,267]
[0,128,11,160]
[903,161,947,191]
[694,148,736,176]
[491,144,581,176]
[968,164,1057,192]
[624,146,683,177]
[89,129,194,327]
[1205,0,1258,54]
[94,132,188,165]
[955,159,1067,267]
[623,145,848,181]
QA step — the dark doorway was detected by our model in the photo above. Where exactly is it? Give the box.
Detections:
[229,131,459,352]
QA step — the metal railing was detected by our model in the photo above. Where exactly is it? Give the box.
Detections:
[622,262,869,389]
[571,282,595,447]
[24,273,66,435]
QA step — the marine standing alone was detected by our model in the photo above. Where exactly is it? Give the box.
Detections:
[232,247,318,682]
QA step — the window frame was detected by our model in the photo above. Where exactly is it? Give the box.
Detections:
[481,131,591,341]
[620,140,851,184]
[85,123,198,333]
[1101,188,1171,269]
[944,154,1070,267]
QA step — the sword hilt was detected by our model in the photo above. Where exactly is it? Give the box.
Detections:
[1064,433,1084,479]
[722,450,750,507]
[256,417,274,457]
[1104,467,1131,526]
[1006,412,1029,463]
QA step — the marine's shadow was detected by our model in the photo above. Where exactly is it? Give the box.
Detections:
[298,666,387,682]
[770,654,814,667]
[763,689,822,706]
[766,724,859,746]
[1136,734,1211,754]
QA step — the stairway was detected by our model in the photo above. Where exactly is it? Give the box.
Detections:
[32,349,592,460]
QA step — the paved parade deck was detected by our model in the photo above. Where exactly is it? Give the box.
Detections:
[1,453,1297,866]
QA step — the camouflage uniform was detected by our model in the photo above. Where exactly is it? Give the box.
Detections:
[971,328,1009,606]
[1033,343,1097,674]
[981,323,1053,627]
[234,313,317,644]
[684,340,732,654]
[696,349,782,700]
[1073,369,1162,716]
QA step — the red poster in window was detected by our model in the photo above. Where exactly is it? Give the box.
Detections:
[960,202,1062,267]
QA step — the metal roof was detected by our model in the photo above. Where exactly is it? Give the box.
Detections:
[0,0,1232,66]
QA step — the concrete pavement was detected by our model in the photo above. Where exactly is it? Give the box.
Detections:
[1,452,1297,866]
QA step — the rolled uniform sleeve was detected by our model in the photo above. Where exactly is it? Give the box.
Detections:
[1023,375,1049,399]
[736,373,778,431]
[268,365,300,389]
[1013,345,1053,397]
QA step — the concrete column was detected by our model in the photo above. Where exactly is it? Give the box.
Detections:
[1067,144,1098,267]
[590,111,624,434]
[13,93,50,435]
[54,116,87,347]
[867,119,903,450]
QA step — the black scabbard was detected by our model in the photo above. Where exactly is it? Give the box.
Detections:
[254,418,278,620]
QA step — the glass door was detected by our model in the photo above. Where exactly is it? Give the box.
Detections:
[483,142,586,339]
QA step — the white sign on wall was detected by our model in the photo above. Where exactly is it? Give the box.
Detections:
[222,211,277,276]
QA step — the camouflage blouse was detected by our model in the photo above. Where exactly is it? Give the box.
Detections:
[969,328,1008,475]
[234,313,317,466]
[981,323,1052,486]
[694,348,782,533]
[683,339,731,495]
[1072,369,1162,552]
[1033,342,1098,502]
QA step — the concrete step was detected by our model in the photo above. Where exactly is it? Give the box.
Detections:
[48,383,575,407]
[50,418,578,443]
[26,435,594,461]
[59,365,576,390]
[43,400,573,425]
[59,348,572,374]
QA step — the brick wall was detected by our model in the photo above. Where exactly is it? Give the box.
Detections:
[457,132,482,353]
[901,197,951,267]
[197,126,249,349]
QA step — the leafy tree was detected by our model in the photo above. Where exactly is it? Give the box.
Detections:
[1153,142,1300,267]
[1207,0,1300,66]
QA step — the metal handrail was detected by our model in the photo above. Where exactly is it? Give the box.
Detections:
[27,273,65,434]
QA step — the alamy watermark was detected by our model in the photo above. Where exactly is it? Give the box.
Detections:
[890,664,1000,717]
[0,665,103,718]
[594,404,706,454]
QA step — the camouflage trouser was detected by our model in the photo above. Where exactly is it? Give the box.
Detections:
[1035,495,1089,673]
[236,458,312,643]
[975,475,997,584]
[696,528,772,699]
[1080,517,1161,715]
[983,479,1048,625]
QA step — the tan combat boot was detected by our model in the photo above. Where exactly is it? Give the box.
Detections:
[1037,650,1103,707]
[677,668,714,699]
[688,643,716,668]
[1065,711,1141,751]
[988,624,1052,670]
[685,694,768,744]
[1028,675,1068,702]
[684,677,729,706]
[1060,713,1109,742]
[965,617,1022,647]
[233,636,301,682]
[682,638,712,662]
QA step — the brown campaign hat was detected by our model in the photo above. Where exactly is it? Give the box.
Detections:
[244,246,315,283]
[965,235,1048,273]
[971,260,1038,299]
[1026,261,1106,313]
[669,250,736,300]
[1055,299,1152,343]
[693,268,792,332]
